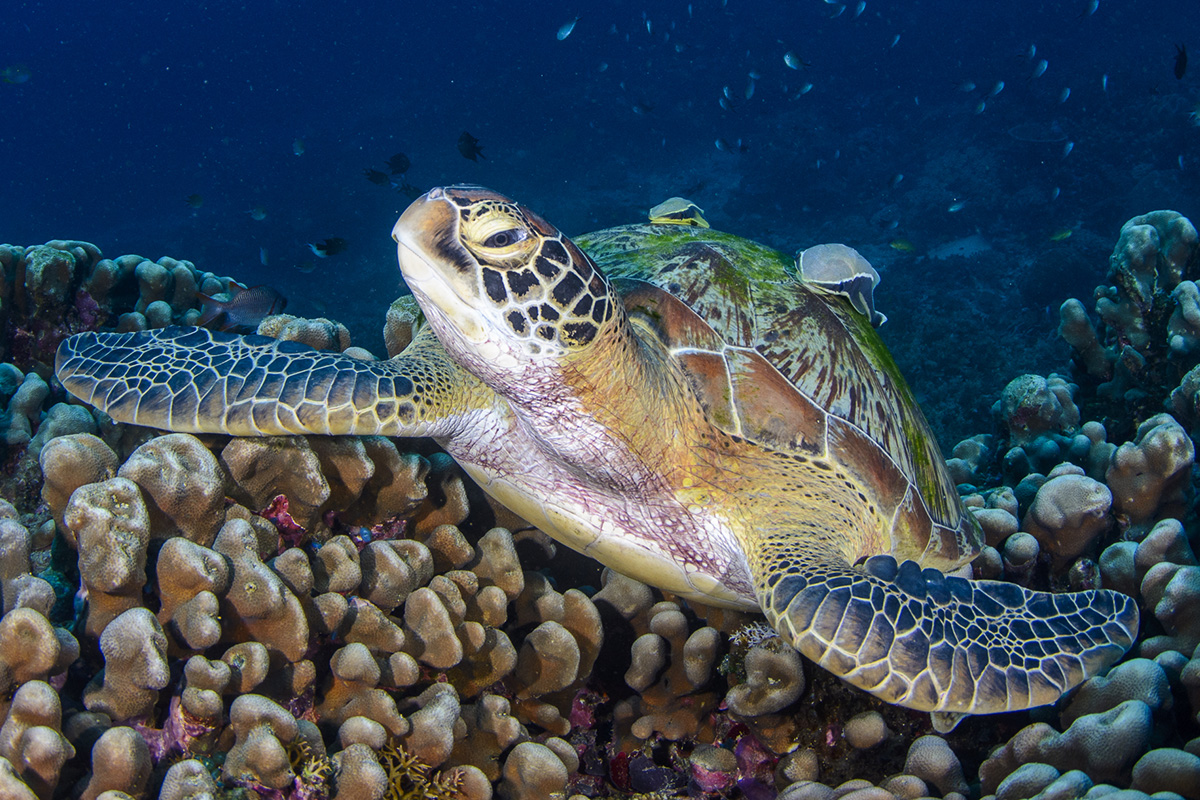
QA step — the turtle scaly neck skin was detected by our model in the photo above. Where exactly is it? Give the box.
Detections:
[392,186,703,495]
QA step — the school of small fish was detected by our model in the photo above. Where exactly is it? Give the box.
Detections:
[160,0,1184,288]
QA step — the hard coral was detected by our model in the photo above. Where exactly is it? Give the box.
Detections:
[83,608,170,722]
[38,433,118,531]
[223,694,298,791]
[117,433,225,545]
[64,477,152,638]
[1106,413,1193,534]
[78,726,151,800]
[213,517,309,662]
[0,680,74,799]
[979,700,1153,791]
[1021,472,1112,565]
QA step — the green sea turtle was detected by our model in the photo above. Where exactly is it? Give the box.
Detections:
[55,185,1137,728]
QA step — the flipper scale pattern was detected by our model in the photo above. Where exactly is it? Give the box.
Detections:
[55,326,459,437]
[764,554,1139,714]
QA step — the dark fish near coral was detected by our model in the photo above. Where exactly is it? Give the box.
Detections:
[386,152,411,174]
[457,131,486,161]
[307,237,348,258]
[1175,44,1187,80]
[363,168,389,185]
[185,193,204,209]
[196,282,287,331]
[395,182,422,199]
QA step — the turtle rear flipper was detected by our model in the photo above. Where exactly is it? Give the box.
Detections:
[55,326,486,437]
[759,552,1139,722]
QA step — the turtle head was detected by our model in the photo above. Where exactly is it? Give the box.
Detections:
[393,186,618,370]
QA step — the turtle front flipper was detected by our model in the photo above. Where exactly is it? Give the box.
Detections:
[55,326,489,437]
[757,551,1139,723]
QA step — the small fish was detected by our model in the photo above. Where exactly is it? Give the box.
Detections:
[714,138,747,153]
[723,85,735,100]
[827,3,845,18]
[1031,59,1048,79]
[795,82,814,96]
[556,16,580,41]
[674,43,686,53]
[457,131,486,161]
[1059,87,1071,102]
[1102,73,1108,91]
[292,138,306,156]
[784,51,810,70]
[1051,186,1061,200]
[687,4,693,19]
[1062,140,1074,157]
[307,237,349,258]
[744,79,756,100]
[990,80,1005,96]
[598,61,608,72]
[248,206,267,221]
[395,182,422,199]
[185,193,204,209]
[956,80,977,92]
[386,152,411,174]
[854,1,866,17]
[259,246,269,266]
[646,18,652,35]
[197,282,287,332]
[719,96,731,111]
[948,201,966,213]
[1049,229,1073,241]
[363,168,389,185]
[1175,44,1187,80]
[631,100,654,115]
[0,65,31,84]
[890,34,901,48]
[715,138,729,152]
[889,239,915,252]
[748,70,762,80]
[294,260,316,274]
[974,100,986,114]
[1179,155,1185,170]
[1026,44,1037,60]
[888,173,904,188]
[1081,0,1098,16]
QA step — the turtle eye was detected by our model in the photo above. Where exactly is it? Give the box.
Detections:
[482,228,528,249]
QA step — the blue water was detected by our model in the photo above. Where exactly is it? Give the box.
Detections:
[3,0,1197,439]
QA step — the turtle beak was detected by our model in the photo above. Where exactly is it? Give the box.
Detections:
[392,188,489,344]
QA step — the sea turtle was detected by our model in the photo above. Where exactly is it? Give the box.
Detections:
[55,185,1138,728]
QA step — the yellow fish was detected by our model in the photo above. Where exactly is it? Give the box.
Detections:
[1049,229,1073,241]
[889,239,915,252]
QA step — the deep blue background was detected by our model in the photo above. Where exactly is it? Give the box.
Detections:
[3,0,1198,439]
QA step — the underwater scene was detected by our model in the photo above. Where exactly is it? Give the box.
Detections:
[2,0,1200,798]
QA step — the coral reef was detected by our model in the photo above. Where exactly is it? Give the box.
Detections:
[1,221,1200,798]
